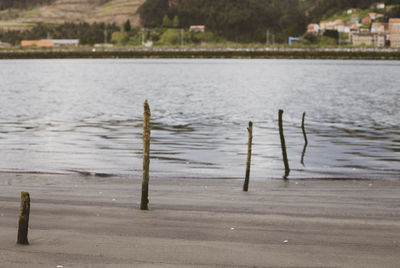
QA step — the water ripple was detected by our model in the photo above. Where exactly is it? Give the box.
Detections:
[0,59,399,180]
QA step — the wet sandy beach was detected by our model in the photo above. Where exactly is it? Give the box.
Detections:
[0,174,400,267]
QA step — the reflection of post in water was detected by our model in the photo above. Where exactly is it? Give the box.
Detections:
[278,109,290,179]
[301,112,308,166]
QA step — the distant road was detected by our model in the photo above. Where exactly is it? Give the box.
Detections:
[1,47,400,59]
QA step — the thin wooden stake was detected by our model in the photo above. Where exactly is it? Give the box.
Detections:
[278,109,290,179]
[140,100,151,210]
[243,121,253,192]
[17,192,30,245]
[301,112,308,166]
[301,112,308,146]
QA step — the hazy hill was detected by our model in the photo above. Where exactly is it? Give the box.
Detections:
[0,0,145,30]
[1,0,399,43]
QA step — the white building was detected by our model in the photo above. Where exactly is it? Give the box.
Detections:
[389,18,400,47]
[307,24,320,34]
[376,3,385,10]
[351,32,386,47]
[40,39,79,47]
[189,25,205,32]
[347,8,357,14]
[0,41,11,47]
[371,22,385,33]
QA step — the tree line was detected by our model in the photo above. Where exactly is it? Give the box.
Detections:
[138,0,400,43]
[138,0,307,43]
[1,0,400,46]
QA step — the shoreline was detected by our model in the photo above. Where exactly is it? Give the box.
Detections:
[1,173,400,267]
[0,170,397,182]
[1,47,400,60]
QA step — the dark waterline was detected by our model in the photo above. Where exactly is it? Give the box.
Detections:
[0,59,399,180]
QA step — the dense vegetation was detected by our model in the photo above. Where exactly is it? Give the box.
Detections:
[138,0,307,43]
[138,0,400,43]
[0,22,119,45]
[0,0,55,10]
[304,0,400,21]
[1,0,400,46]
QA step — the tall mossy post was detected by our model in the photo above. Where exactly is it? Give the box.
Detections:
[140,100,151,210]
[301,112,308,166]
[278,109,290,179]
[17,192,30,245]
[243,121,253,192]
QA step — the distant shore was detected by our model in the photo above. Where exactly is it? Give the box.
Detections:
[1,173,400,267]
[1,47,400,60]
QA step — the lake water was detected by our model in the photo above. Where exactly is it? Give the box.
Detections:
[0,59,399,180]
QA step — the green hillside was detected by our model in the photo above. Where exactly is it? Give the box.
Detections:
[1,0,400,46]
[137,0,400,43]
[0,0,145,31]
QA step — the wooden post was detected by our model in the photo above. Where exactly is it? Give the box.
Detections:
[17,192,30,245]
[243,121,253,192]
[301,112,308,166]
[140,100,151,210]
[278,110,290,179]
[301,112,308,146]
